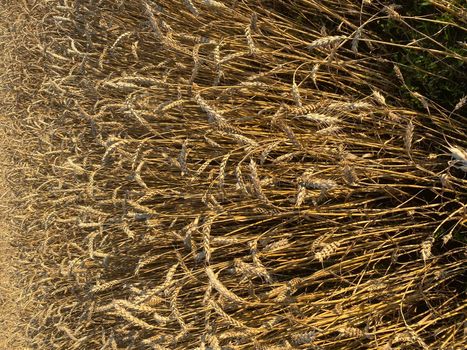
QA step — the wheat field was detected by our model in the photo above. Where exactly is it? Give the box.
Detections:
[0,1,466,349]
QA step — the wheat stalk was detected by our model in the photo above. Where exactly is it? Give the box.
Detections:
[5,1,466,348]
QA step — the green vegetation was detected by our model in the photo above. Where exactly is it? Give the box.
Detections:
[376,1,466,110]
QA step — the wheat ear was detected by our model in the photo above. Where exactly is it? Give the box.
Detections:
[314,241,340,262]
[182,0,199,16]
[202,215,214,264]
[206,266,248,304]
[113,303,156,330]
[308,35,345,49]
